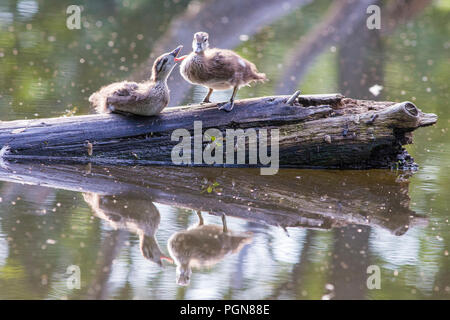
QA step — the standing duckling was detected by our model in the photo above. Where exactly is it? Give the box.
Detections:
[89,46,184,116]
[179,32,267,111]
[167,211,253,286]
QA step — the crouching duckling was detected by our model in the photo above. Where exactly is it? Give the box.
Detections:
[167,211,253,286]
[89,46,184,116]
[83,193,173,266]
[179,32,267,112]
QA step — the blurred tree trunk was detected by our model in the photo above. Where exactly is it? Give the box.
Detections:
[267,230,315,299]
[330,226,370,299]
[382,0,433,35]
[85,230,126,300]
[276,0,433,95]
[275,0,377,94]
[328,12,384,300]
[338,7,384,99]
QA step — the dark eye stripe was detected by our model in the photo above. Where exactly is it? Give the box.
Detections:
[158,58,167,72]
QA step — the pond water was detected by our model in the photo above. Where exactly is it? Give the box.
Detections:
[0,0,449,299]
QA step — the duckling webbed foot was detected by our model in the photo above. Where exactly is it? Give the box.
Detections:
[218,86,238,112]
[217,101,234,112]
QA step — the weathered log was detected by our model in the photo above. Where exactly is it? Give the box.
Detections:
[0,162,427,235]
[0,94,437,169]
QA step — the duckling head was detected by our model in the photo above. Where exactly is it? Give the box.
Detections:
[176,264,192,286]
[140,234,174,266]
[192,31,209,54]
[151,45,184,81]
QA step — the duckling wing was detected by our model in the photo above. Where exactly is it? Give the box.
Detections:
[106,82,148,105]
[207,50,237,79]
[207,49,264,86]
[114,82,139,96]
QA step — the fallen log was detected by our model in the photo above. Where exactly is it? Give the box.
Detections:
[0,162,427,235]
[0,94,437,169]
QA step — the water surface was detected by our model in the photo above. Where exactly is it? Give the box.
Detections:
[0,0,449,299]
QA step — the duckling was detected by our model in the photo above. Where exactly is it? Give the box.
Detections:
[89,46,184,116]
[179,32,267,112]
[168,211,253,286]
[83,193,173,266]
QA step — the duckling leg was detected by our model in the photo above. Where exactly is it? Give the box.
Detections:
[221,213,228,233]
[196,210,204,226]
[218,86,238,112]
[202,88,213,103]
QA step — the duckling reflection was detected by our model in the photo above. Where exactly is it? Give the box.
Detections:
[168,211,253,286]
[83,193,172,266]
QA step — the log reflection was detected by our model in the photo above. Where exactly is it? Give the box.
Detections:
[0,163,427,236]
[0,162,429,294]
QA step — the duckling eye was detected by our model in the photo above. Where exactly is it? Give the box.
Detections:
[204,38,208,42]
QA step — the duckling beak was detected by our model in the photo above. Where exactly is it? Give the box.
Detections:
[175,55,187,62]
[170,45,184,62]
[161,255,174,264]
[195,43,203,53]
